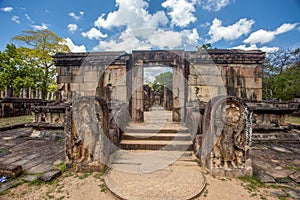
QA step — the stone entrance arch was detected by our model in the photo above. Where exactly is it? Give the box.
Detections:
[130,50,187,123]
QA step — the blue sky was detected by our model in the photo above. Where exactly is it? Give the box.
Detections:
[0,0,300,53]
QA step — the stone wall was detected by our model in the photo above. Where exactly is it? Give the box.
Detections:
[0,98,47,118]
[186,50,265,103]
[54,52,129,103]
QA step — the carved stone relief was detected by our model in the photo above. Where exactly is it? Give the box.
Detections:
[199,96,253,177]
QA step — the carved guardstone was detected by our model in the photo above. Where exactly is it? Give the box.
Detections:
[199,96,253,177]
[65,96,110,172]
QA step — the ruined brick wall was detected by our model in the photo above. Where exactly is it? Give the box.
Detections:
[53,52,129,102]
[186,50,265,103]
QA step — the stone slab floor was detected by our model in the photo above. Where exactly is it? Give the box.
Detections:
[0,128,299,199]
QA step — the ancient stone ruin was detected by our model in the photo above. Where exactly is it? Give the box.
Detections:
[25,49,295,176]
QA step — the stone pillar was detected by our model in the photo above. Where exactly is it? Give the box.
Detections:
[47,92,50,101]
[19,88,23,98]
[0,90,4,98]
[23,88,27,98]
[131,61,144,122]
[172,64,185,122]
[35,88,39,99]
[51,92,55,101]
[39,90,42,99]
[5,86,13,98]
[28,87,32,99]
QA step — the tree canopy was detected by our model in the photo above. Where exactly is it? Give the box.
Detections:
[263,48,300,101]
[153,71,173,86]
[12,29,70,97]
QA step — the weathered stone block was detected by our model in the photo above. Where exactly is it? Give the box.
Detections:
[66,96,110,172]
[0,164,22,178]
[198,96,253,177]
[39,169,62,182]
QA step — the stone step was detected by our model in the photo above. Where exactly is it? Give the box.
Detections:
[124,127,189,134]
[122,132,192,141]
[120,140,193,151]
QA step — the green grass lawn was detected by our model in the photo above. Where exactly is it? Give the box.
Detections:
[0,115,34,128]
[286,116,300,125]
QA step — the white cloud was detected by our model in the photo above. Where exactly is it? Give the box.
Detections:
[11,16,20,24]
[1,7,13,12]
[68,11,84,21]
[232,44,279,53]
[94,0,168,30]
[244,23,298,45]
[208,18,255,43]
[297,26,300,32]
[199,0,232,12]
[81,28,108,40]
[149,29,182,48]
[64,38,87,52]
[162,0,196,27]
[94,28,199,52]
[25,14,34,23]
[68,24,78,33]
[93,30,152,52]
[32,23,48,31]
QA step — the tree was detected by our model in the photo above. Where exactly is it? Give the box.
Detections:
[153,71,173,87]
[263,48,300,100]
[13,30,70,97]
[196,43,212,50]
[0,44,36,95]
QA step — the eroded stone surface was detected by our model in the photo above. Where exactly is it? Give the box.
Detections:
[199,96,253,177]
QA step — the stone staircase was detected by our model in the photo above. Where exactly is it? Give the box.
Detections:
[119,106,193,151]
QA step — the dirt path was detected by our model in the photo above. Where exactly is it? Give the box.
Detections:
[1,170,282,200]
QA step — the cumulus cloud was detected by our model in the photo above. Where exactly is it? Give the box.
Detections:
[1,7,13,12]
[94,28,199,52]
[81,27,108,40]
[94,0,168,30]
[208,18,255,43]
[11,16,20,24]
[32,23,48,31]
[162,0,196,27]
[64,38,87,52]
[244,23,298,44]
[232,44,279,53]
[69,11,84,21]
[199,0,232,12]
[68,24,78,33]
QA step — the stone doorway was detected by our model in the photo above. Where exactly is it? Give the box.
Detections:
[130,50,187,123]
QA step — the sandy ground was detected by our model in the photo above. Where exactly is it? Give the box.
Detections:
[0,171,281,200]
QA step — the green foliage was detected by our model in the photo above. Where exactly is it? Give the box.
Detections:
[0,44,36,94]
[12,29,70,97]
[263,48,300,100]
[55,162,67,173]
[153,71,172,87]
[196,43,212,50]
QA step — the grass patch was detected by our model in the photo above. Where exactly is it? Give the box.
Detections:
[99,183,108,192]
[286,166,300,172]
[239,175,265,192]
[286,116,300,125]
[55,162,67,173]
[0,115,33,128]
[78,173,92,180]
